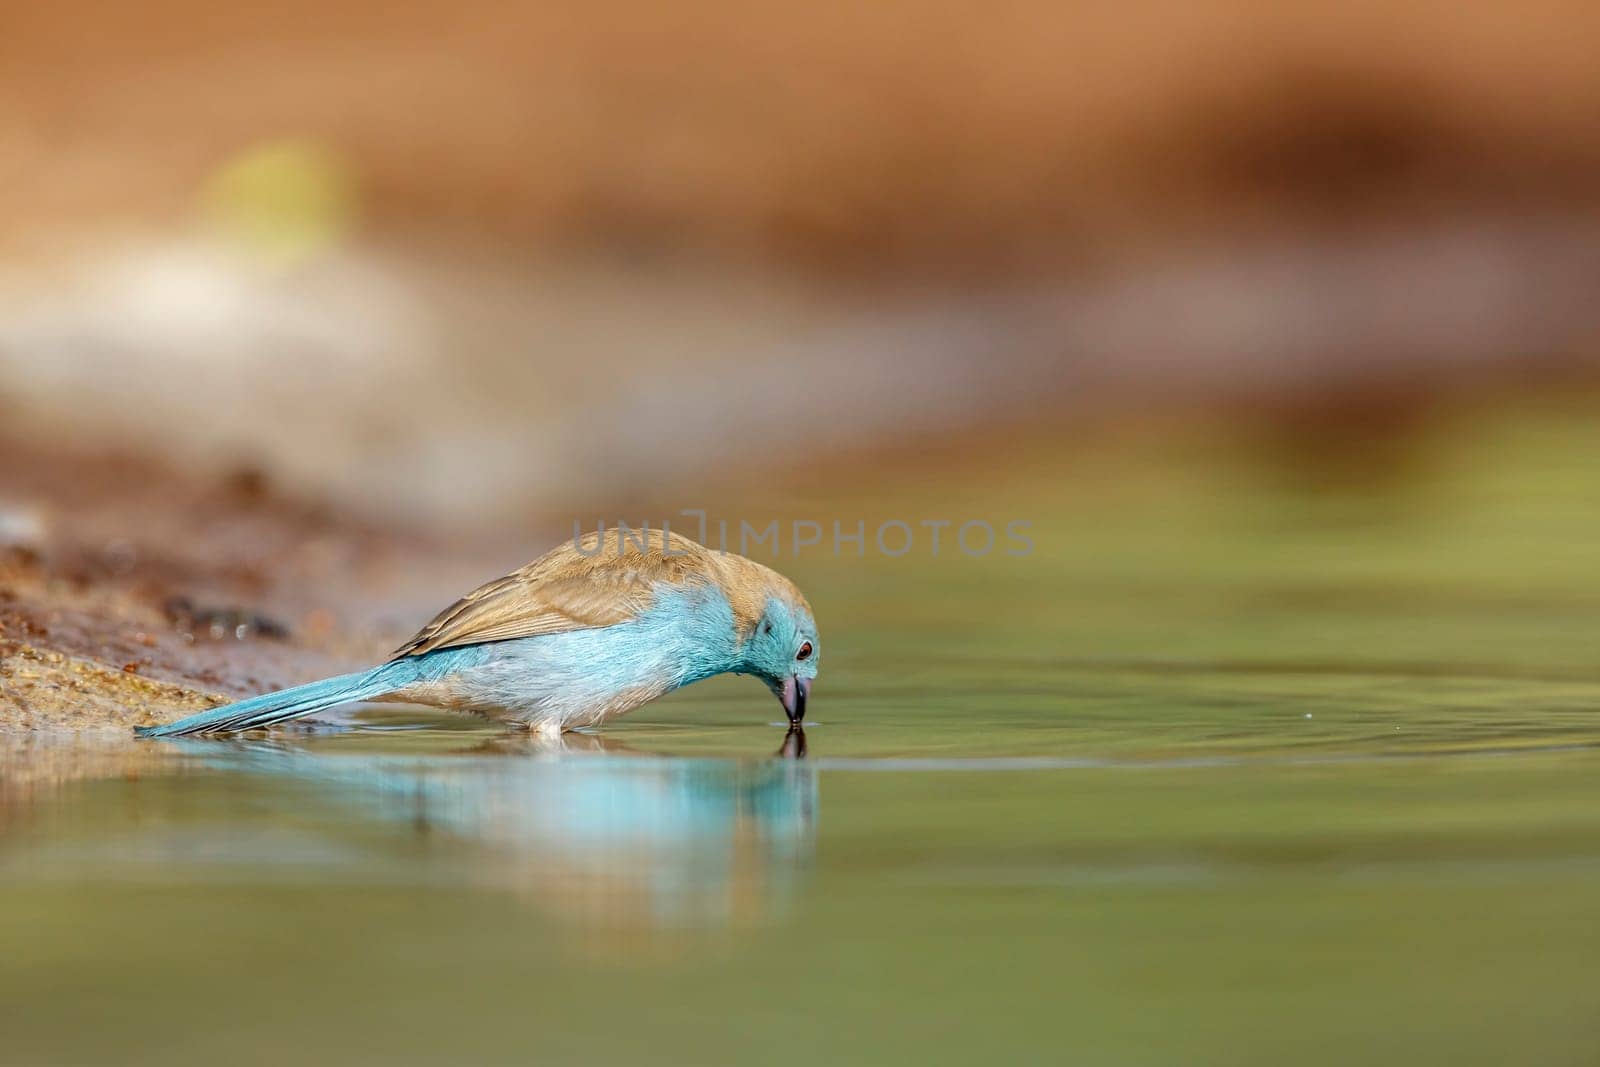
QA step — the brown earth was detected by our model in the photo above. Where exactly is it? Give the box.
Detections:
[0,437,467,734]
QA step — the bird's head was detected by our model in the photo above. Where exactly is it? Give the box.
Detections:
[724,562,819,725]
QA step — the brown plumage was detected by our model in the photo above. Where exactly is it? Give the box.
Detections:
[393,527,808,658]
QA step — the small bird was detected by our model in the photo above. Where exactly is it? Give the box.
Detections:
[137,529,819,738]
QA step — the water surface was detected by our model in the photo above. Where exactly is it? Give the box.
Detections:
[8,416,1600,1063]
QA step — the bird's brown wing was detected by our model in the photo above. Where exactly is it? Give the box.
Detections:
[391,529,711,658]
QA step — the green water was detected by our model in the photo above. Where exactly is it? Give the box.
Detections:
[8,408,1600,1064]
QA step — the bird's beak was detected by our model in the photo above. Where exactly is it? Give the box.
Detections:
[777,723,807,759]
[779,675,810,724]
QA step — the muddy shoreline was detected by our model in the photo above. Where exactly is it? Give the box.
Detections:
[0,437,460,734]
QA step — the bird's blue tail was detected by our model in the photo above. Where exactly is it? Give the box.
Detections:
[135,664,402,738]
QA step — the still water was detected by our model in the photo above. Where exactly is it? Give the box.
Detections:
[6,666,1600,1065]
[8,419,1600,1064]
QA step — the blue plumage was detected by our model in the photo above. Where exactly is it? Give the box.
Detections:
[135,530,820,738]
[133,669,389,737]
[135,647,488,738]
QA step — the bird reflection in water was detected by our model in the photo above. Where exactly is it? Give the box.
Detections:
[178,725,818,931]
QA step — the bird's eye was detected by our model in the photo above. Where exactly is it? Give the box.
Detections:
[796,641,813,661]
[763,621,773,636]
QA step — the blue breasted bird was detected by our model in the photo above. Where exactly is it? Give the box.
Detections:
[136,529,819,738]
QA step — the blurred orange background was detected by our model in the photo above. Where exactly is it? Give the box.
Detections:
[2,1,1598,521]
